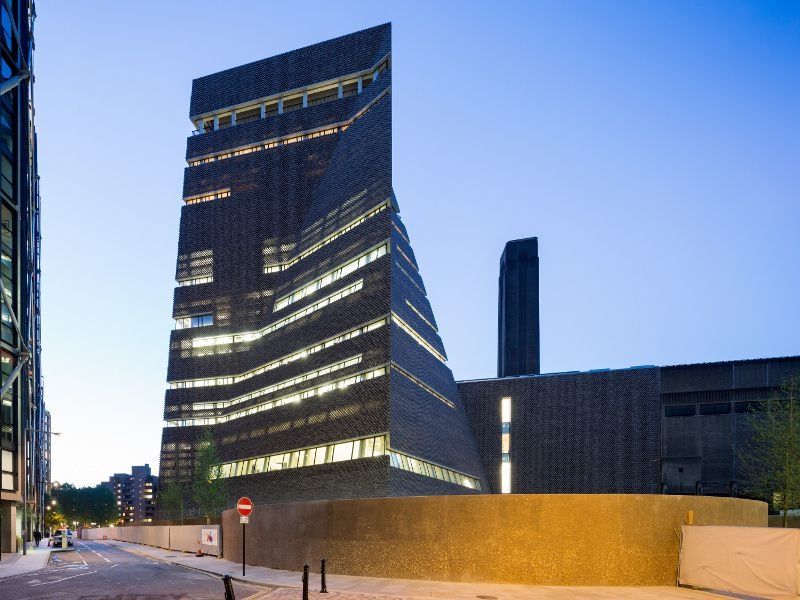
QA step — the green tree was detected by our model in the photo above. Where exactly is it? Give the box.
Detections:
[54,484,117,527]
[44,509,66,532]
[192,430,227,523]
[158,483,185,524]
[740,375,800,527]
[86,485,117,526]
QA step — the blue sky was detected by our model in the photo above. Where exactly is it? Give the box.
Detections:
[35,1,799,485]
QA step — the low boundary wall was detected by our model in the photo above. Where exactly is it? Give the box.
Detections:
[80,524,220,556]
[222,494,766,586]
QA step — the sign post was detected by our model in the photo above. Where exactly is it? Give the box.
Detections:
[237,497,253,577]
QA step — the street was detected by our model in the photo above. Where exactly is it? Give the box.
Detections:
[0,540,264,599]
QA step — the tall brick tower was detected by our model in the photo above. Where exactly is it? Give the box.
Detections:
[158,24,486,508]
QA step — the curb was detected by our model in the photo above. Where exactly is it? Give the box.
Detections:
[0,549,52,582]
[110,541,284,591]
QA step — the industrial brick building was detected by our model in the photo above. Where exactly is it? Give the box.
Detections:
[458,357,800,496]
[459,367,662,495]
[158,23,486,509]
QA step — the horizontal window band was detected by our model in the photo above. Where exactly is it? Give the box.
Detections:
[394,260,426,296]
[210,433,480,492]
[405,300,437,332]
[395,244,417,271]
[391,313,447,363]
[177,276,213,287]
[165,365,388,427]
[274,242,388,311]
[389,450,481,491]
[191,279,364,349]
[391,363,454,409]
[192,53,390,123]
[184,189,231,205]
[187,87,390,167]
[169,317,387,389]
[392,221,410,244]
[212,434,389,479]
[264,200,389,274]
[192,354,364,413]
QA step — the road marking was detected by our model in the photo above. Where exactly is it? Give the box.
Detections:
[78,541,112,562]
[30,570,99,586]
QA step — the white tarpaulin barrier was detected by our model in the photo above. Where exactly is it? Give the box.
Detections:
[679,525,800,599]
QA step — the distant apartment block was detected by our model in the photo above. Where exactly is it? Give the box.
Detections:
[103,465,158,523]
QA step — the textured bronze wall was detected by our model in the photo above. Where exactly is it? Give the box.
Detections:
[222,494,765,585]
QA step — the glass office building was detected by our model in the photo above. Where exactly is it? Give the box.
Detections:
[0,0,45,554]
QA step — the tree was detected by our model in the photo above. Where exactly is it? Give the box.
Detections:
[45,510,66,532]
[53,484,117,527]
[192,429,228,523]
[739,375,800,527]
[158,483,184,524]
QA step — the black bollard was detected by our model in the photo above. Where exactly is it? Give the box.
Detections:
[302,563,309,600]
[222,574,236,600]
[320,557,328,593]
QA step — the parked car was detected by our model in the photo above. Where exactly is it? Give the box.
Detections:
[51,529,73,547]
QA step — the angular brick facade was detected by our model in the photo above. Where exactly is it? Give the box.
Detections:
[159,24,486,511]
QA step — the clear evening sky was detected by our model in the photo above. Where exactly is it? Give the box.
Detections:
[35,2,799,486]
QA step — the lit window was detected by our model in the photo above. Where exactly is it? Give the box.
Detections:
[501,397,512,493]
[274,243,388,311]
[501,462,511,494]
[392,314,447,363]
[175,313,213,330]
[169,318,386,390]
[191,280,363,349]
[501,397,512,423]
[166,366,387,427]
[263,200,386,274]
[331,442,354,462]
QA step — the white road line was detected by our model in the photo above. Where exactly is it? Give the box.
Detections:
[78,541,111,562]
[30,570,99,586]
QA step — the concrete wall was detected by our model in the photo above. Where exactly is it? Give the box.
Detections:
[222,494,766,586]
[80,524,220,556]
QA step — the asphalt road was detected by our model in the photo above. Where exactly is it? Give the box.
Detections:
[0,539,265,599]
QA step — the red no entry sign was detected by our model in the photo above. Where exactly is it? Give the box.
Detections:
[237,497,253,516]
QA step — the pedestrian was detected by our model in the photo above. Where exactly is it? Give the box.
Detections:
[33,529,42,548]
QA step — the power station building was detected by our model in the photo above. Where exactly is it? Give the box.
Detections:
[158,23,486,508]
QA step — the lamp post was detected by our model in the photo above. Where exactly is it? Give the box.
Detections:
[20,427,60,555]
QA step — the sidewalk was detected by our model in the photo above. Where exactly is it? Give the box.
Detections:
[102,540,725,600]
[0,540,51,580]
